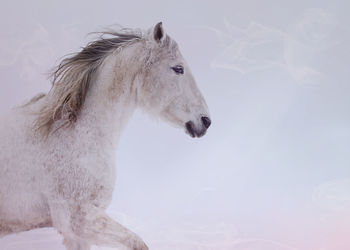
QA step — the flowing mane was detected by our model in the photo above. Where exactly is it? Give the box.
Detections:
[35,30,142,136]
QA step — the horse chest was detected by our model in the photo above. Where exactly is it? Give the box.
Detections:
[48,147,116,205]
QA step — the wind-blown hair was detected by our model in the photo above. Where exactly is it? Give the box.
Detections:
[34,30,142,136]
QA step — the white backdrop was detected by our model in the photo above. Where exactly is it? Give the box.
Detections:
[1,0,350,249]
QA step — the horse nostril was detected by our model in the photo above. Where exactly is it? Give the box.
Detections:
[201,116,211,129]
[185,121,196,137]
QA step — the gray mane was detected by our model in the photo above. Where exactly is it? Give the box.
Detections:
[34,30,142,136]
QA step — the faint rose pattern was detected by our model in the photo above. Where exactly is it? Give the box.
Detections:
[210,8,340,84]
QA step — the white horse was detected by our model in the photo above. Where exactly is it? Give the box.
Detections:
[0,22,211,250]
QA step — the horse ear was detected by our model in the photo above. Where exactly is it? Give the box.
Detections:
[153,22,165,43]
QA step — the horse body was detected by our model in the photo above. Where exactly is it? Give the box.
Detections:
[0,23,210,250]
[0,100,51,234]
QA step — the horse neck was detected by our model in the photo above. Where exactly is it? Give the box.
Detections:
[74,48,142,148]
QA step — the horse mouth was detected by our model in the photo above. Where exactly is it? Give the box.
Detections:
[185,121,206,138]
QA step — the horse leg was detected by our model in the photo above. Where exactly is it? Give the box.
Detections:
[0,217,52,239]
[50,204,148,250]
[63,236,91,250]
[0,224,12,239]
[74,213,148,250]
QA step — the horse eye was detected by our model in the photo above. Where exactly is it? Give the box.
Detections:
[171,65,184,74]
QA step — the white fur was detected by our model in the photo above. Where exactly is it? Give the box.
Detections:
[0,23,210,250]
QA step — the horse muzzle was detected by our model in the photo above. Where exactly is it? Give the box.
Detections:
[185,116,211,138]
